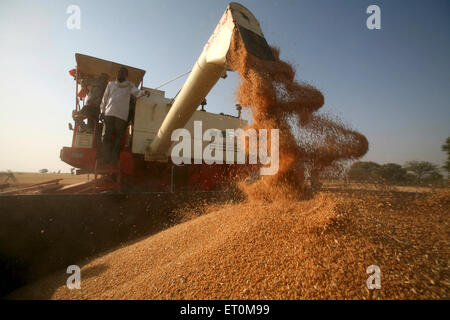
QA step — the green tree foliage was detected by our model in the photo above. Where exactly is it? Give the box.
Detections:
[422,172,444,183]
[347,161,442,184]
[347,161,380,182]
[39,169,48,174]
[442,137,450,174]
[374,163,408,183]
[404,161,441,182]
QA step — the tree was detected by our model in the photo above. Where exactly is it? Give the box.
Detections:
[422,172,443,183]
[39,169,48,174]
[442,137,450,174]
[404,161,440,181]
[375,163,408,183]
[347,161,380,182]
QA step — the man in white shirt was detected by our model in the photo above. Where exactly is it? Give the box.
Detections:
[99,67,150,164]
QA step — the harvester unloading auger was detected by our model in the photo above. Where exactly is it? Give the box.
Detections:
[146,2,275,162]
[56,2,274,194]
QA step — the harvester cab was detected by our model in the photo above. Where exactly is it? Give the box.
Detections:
[64,53,146,167]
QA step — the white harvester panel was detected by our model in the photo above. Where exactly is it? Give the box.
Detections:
[132,89,247,163]
[74,133,93,148]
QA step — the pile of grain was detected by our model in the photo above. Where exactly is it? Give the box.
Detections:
[11,190,449,299]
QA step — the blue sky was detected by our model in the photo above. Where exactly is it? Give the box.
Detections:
[0,0,449,172]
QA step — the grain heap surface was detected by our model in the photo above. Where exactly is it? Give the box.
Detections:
[11,190,449,299]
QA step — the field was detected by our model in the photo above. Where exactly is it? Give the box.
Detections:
[1,172,90,191]
[9,186,449,300]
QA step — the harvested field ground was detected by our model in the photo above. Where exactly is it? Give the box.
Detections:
[10,188,449,300]
[2,172,89,187]
[322,181,443,194]
[12,172,89,185]
[0,173,90,194]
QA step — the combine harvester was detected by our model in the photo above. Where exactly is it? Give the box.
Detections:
[60,2,275,194]
[0,3,275,296]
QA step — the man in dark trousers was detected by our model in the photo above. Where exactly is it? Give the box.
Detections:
[76,73,109,132]
[99,67,150,164]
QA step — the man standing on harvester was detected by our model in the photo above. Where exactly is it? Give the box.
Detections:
[73,72,109,133]
[99,67,150,164]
